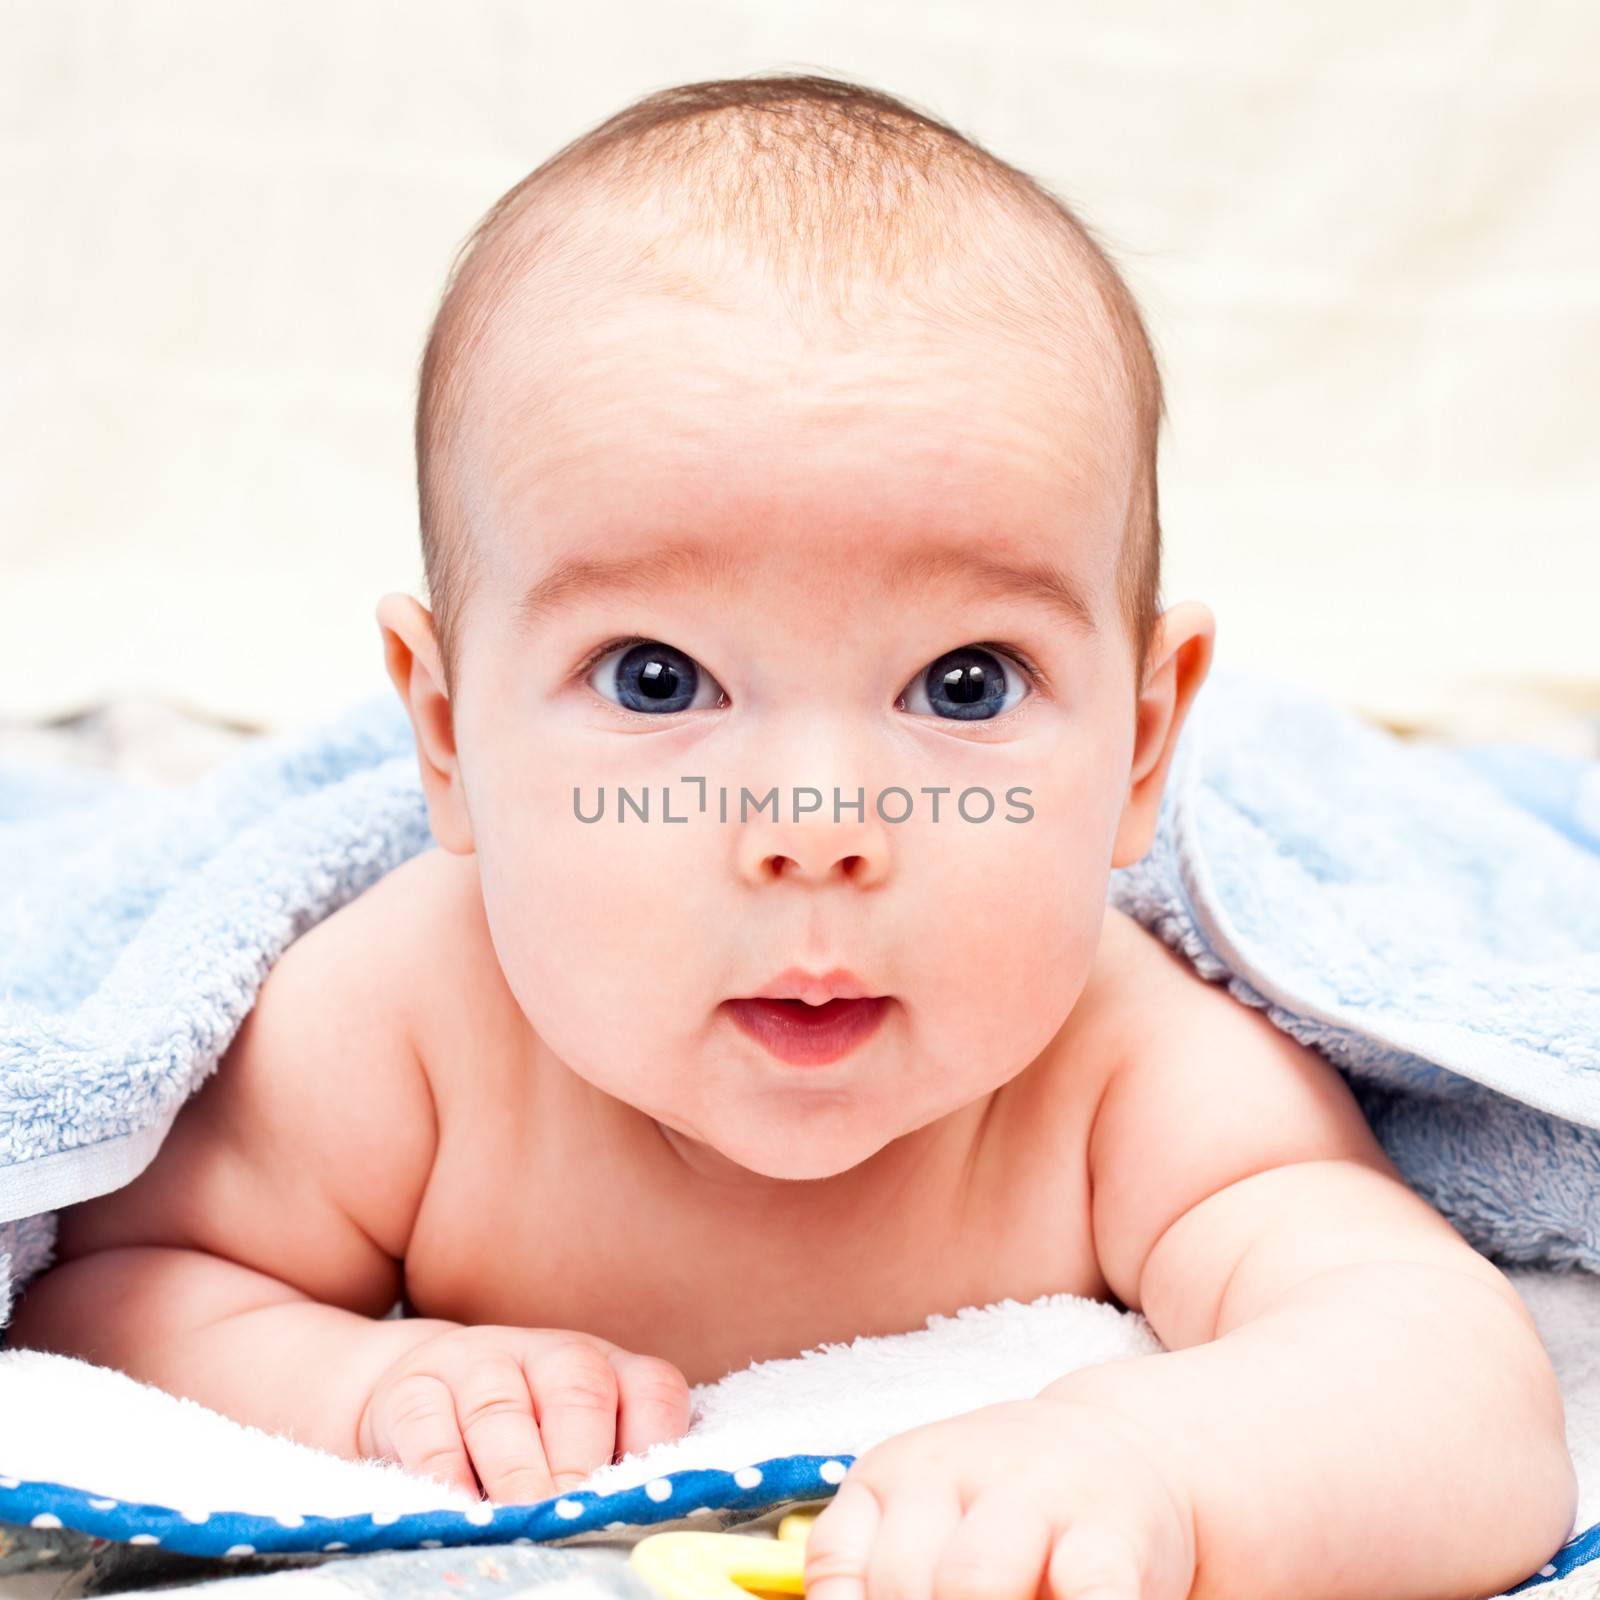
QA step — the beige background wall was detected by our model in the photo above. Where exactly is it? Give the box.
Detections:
[4,0,1596,737]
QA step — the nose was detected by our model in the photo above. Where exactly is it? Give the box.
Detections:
[734,783,893,888]
[729,712,897,888]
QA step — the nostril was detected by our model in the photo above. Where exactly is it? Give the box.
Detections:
[761,852,867,882]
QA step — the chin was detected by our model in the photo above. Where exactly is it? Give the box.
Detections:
[711,1121,894,1182]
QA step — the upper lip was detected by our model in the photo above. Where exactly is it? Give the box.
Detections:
[747,966,877,1005]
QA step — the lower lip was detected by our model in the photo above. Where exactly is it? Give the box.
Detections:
[724,996,891,1067]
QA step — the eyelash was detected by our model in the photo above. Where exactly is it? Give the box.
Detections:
[960,640,1051,695]
[569,636,1052,698]
[570,635,649,683]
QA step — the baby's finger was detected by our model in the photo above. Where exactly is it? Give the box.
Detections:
[608,1352,692,1458]
[375,1372,480,1498]
[1046,1524,1143,1600]
[804,1479,881,1600]
[527,1339,620,1491]
[932,1493,1051,1600]
[866,1481,963,1600]
[451,1354,555,1504]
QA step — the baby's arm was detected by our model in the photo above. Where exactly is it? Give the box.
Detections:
[1053,965,1577,1598]
[6,871,451,1456]
[804,951,1577,1600]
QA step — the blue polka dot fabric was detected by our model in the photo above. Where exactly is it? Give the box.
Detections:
[2,1457,1596,1591]
[0,1453,851,1558]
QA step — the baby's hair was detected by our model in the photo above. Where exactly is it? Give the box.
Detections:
[414,71,1165,699]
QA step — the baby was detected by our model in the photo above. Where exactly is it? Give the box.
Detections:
[9,73,1577,1600]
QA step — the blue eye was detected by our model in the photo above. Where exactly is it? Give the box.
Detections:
[587,639,726,715]
[899,646,1030,722]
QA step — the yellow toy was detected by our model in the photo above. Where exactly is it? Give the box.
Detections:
[628,1510,817,1598]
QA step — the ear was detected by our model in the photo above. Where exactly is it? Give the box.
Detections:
[1110,600,1216,869]
[375,593,475,855]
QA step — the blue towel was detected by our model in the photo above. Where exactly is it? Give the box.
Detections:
[3,665,1599,1325]
[0,695,433,1318]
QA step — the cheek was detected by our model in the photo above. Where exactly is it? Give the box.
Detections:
[901,781,1111,1081]
[471,782,716,1075]
[895,696,1132,1091]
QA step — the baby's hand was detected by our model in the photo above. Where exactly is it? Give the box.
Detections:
[356,1325,692,1502]
[804,1397,1196,1600]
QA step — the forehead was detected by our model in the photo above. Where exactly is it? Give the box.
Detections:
[454,271,1132,615]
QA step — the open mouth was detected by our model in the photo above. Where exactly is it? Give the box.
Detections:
[724,995,891,1067]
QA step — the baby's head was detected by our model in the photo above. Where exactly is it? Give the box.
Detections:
[379,73,1214,1183]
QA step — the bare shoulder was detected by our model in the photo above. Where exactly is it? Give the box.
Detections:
[52,848,456,1314]
[1093,902,1379,1128]
[1088,908,1363,1081]
[1084,904,1391,1298]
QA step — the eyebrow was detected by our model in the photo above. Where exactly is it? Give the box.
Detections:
[515,537,1098,635]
